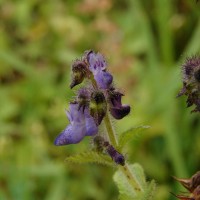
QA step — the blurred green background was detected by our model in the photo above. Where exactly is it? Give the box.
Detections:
[0,0,200,199]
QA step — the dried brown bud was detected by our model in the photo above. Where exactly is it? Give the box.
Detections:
[173,171,200,200]
[70,60,88,89]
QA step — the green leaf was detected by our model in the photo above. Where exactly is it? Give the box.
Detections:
[113,163,145,199]
[113,163,156,200]
[65,151,114,166]
[118,126,150,150]
[142,180,156,200]
[119,193,134,200]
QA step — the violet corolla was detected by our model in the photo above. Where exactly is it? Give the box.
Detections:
[86,50,113,89]
[54,102,97,145]
[108,88,130,119]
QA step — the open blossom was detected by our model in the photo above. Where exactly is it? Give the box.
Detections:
[86,51,113,89]
[108,89,130,119]
[54,103,98,145]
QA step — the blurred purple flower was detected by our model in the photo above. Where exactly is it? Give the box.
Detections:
[109,90,130,119]
[54,103,98,146]
[86,51,113,89]
[178,56,200,112]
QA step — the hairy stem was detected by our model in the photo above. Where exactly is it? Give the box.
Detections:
[120,164,143,192]
[104,113,118,147]
[89,72,143,193]
[103,112,143,192]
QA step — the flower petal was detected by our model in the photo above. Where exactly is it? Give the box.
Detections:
[84,109,98,136]
[67,103,85,124]
[94,71,113,89]
[54,124,86,145]
[88,51,107,73]
[110,105,130,119]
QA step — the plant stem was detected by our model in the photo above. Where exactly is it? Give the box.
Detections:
[103,112,143,192]
[89,72,143,192]
[104,113,118,147]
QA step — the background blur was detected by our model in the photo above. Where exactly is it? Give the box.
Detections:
[0,0,200,199]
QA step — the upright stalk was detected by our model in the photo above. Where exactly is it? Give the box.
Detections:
[89,68,143,192]
[103,112,143,192]
[104,113,118,147]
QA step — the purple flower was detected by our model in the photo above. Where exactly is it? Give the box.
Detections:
[84,108,99,136]
[86,51,113,89]
[87,51,107,71]
[94,70,113,89]
[54,103,98,146]
[108,90,130,119]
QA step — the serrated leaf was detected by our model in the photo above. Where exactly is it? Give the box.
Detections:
[142,180,156,200]
[65,151,114,166]
[119,193,135,200]
[118,126,150,150]
[113,163,146,199]
[113,163,155,200]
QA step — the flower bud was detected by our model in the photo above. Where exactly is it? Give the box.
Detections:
[173,171,200,193]
[90,91,107,125]
[172,193,194,200]
[93,136,125,166]
[76,88,91,111]
[194,69,200,82]
[93,135,104,152]
[70,60,88,89]
[108,88,130,119]
[104,141,125,166]
[173,171,200,200]
[193,185,200,200]
[191,171,200,192]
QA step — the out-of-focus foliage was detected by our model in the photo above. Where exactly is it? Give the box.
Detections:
[0,0,200,199]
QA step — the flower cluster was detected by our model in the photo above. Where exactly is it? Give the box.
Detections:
[177,56,200,112]
[54,50,130,146]
[173,171,200,200]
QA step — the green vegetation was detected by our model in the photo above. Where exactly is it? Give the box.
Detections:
[0,0,200,199]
